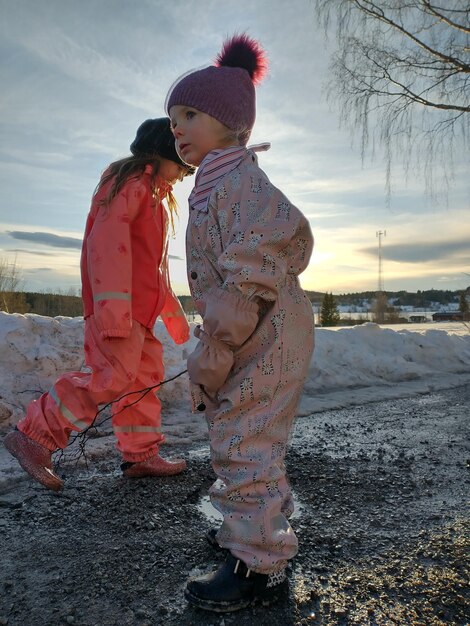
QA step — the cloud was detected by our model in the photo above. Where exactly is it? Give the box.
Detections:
[1,0,468,297]
[6,248,58,257]
[360,239,470,264]
[8,231,82,249]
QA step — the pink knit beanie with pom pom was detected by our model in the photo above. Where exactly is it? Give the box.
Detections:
[166,34,268,141]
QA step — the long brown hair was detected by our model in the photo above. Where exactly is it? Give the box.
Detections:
[95,155,180,235]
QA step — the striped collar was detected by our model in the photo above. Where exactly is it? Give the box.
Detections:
[188,143,270,212]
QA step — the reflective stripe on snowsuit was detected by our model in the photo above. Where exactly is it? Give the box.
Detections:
[18,316,165,462]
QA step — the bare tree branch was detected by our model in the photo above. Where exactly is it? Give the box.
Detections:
[422,0,470,34]
[351,0,470,71]
[314,0,470,202]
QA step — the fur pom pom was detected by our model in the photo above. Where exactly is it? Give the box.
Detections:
[215,33,268,85]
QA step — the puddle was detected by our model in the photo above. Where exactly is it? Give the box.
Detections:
[198,490,305,523]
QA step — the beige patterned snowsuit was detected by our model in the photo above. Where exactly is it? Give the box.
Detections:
[186,148,314,574]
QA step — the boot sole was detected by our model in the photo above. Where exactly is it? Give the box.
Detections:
[122,464,187,478]
[184,581,288,613]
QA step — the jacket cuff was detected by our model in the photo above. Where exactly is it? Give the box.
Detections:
[208,287,259,314]
[187,326,234,393]
[202,288,259,349]
[194,324,231,352]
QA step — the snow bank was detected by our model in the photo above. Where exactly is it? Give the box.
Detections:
[299,322,470,414]
[0,313,469,440]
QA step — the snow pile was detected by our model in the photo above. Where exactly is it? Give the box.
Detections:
[0,312,193,430]
[0,313,469,442]
[300,322,470,414]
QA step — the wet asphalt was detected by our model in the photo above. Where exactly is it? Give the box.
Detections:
[0,383,469,625]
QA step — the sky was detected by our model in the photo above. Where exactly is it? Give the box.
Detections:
[0,0,469,297]
[1,313,469,435]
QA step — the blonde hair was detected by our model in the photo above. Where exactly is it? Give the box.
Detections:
[216,122,251,148]
[95,155,180,235]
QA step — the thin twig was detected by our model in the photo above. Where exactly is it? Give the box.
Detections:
[54,369,188,469]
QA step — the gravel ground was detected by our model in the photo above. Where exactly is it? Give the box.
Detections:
[0,383,469,626]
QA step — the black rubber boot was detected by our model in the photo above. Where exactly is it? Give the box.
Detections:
[205,527,226,551]
[185,552,288,613]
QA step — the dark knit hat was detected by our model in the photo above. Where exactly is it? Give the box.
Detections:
[166,34,268,141]
[130,117,187,167]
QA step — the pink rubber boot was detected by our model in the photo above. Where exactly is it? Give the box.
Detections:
[122,454,187,478]
[4,429,63,492]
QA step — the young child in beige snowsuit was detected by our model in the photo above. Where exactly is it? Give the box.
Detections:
[167,34,314,612]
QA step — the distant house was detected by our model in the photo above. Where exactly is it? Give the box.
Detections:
[409,315,427,323]
[432,311,464,322]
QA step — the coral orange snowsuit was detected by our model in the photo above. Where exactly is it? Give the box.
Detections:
[18,165,189,461]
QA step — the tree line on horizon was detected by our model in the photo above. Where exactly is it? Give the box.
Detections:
[0,288,468,321]
[1,250,468,318]
[312,288,467,308]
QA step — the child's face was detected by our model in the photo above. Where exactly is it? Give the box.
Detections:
[159,158,187,185]
[170,105,235,167]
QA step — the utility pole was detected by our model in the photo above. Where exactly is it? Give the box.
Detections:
[376,230,386,293]
[375,230,386,323]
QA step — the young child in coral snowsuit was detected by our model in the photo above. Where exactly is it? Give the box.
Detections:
[5,118,194,491]
[167,35,314,611]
